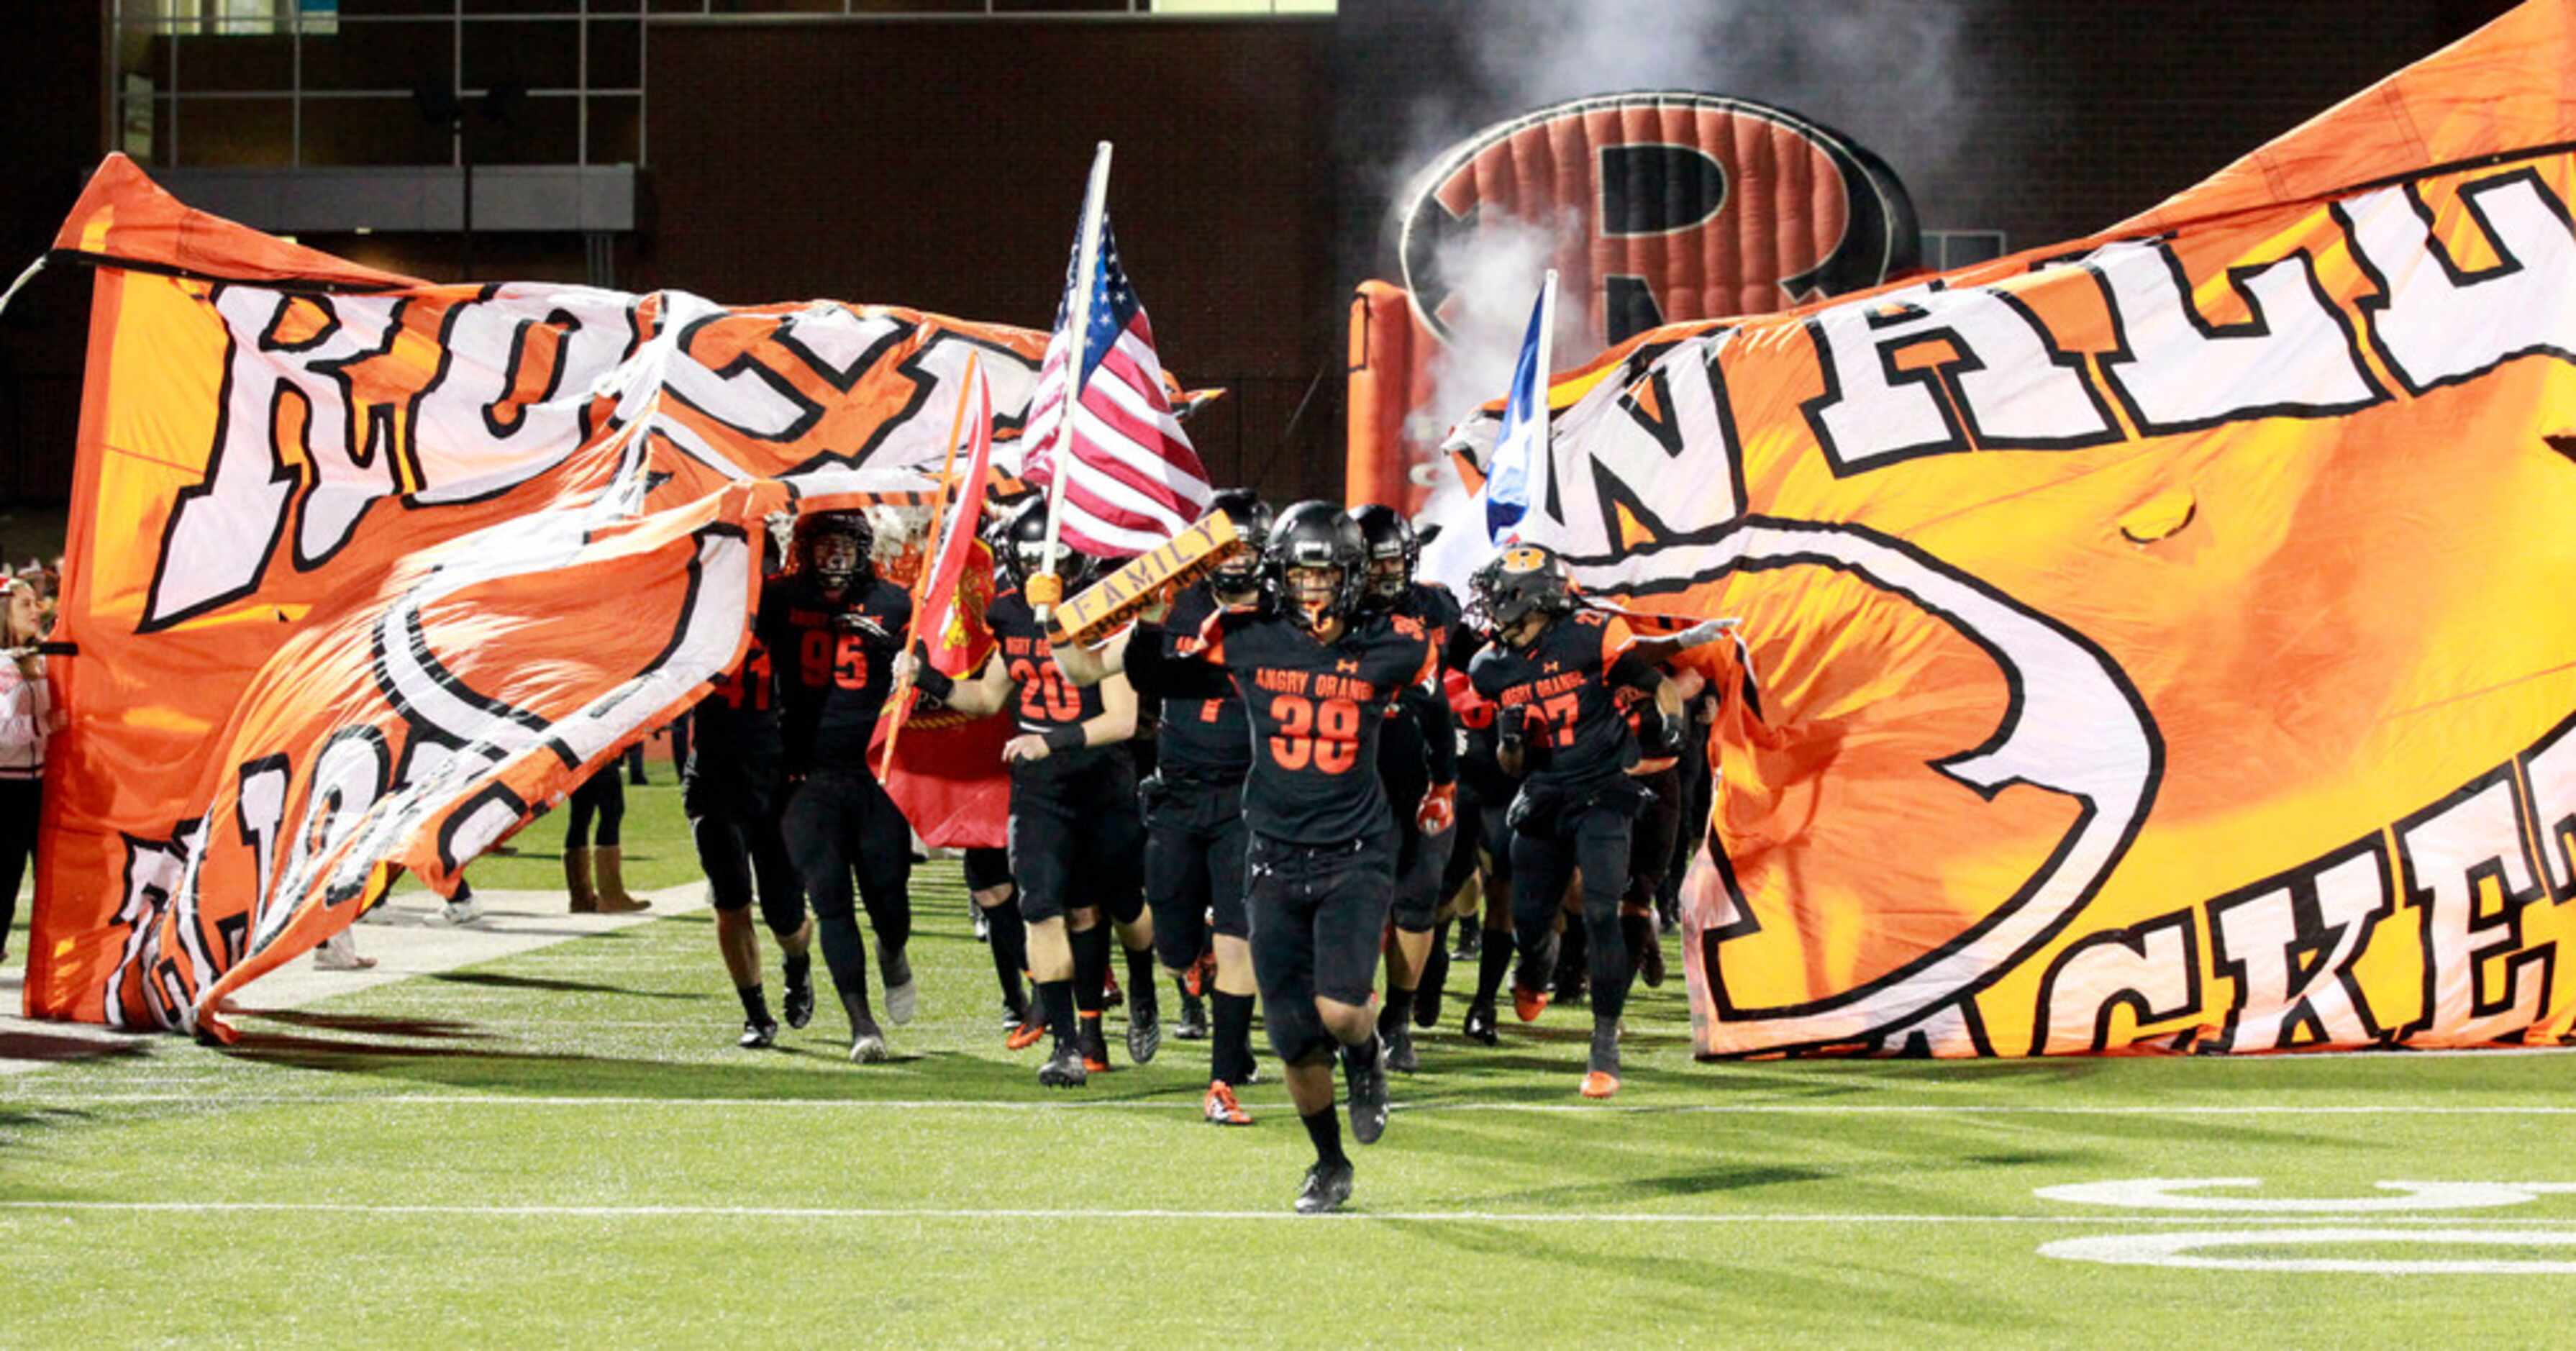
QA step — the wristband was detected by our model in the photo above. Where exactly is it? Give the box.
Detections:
[1042,724,1086,752]
[914,665,955,705]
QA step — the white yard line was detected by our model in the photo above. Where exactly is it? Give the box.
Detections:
[5,1093,2572,1116]
[5,1198,2576,1226]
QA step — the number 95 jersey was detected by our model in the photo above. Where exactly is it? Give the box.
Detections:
[1177,606,1436,845]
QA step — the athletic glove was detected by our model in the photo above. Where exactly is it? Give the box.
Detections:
[1416,781,1457,835]
[911,654,955,707]
[1671,617,1741,648]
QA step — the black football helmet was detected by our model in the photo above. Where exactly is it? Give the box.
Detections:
[1468,542,1576,642]
[796,509,874,591]
[998,496,1098,593]
[1348,503,1416,610]
[1263,499,1367,631]
[1206,488,1273,594]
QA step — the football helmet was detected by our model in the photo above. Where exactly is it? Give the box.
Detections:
[1262,499,1367,630]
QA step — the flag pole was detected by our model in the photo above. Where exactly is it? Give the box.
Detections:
[1533,268,1558,444]
[879,350,983,781]
[1033,140,1114,620]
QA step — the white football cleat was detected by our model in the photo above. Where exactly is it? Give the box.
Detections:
[312,931,376,971]
[440,895,486,927]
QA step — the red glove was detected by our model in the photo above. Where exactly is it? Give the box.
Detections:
[1416,781,1457,835]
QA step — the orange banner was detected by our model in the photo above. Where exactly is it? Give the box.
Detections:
[30,159,1054,1032]
[1441,1,2576,1056]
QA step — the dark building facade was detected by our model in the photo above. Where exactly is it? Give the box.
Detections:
[0,1,2525,508]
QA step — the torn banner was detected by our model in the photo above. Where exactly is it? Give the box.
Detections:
[29,157,1052,1033]
[1445,1,2576,1057]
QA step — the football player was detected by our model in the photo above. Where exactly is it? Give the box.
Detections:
[762,509,917,1063]
[690,534,814,1049]
[902,500,1154,1088]
[1465,544,1732,1097]
[1348,504,1466,1075]
[1129,488,1270,1125]
[1059,501,1438,1214]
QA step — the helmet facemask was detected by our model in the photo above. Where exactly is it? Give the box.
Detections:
[806,522,870,592]
[1283,563,1347,631]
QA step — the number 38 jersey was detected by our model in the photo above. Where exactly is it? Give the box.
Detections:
[758,572,913,776]
[983,590,1105,735]
[1178,606,1436,846]
[1468,608,1641,790]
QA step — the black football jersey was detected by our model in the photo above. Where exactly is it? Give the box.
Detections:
[1374,582,1464,809]
[691,626,784,777]
[1468,608,1641,789]
[1178,606,1436,845]
[1150,583,1255,782]
[760,571,912,775]
[984,590,1107,736]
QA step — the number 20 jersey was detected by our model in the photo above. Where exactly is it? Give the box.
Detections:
[984,590,1106,735]
[1179,606,1436,846]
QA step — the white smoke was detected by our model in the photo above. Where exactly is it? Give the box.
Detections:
[1404,207,1582,594]
[1383,0,1993,583]
[1459,0,1979,186]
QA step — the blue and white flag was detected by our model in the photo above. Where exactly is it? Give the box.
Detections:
[1478,270,1556,544]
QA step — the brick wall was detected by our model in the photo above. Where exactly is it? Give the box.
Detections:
[645,17,1343,505]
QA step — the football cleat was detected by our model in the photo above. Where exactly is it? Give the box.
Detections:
[1101,968,1124,1010]
[781,973,815,1030]
[880,947,919,1027]
[739,1018,778,1050]
[1038,1040,1088,1088]
[847,1022,889,1065]
[1005,1011,1047,1052]
[1202,1081,1253,1127]
[1451,925,1481,961]
[1294,1159,1355,1215]
[311,932,376,971]
[1172,993,1210,1040]
[1385,1024,1420,1074]
[1414,947,1449,1029]
[1580,1070,1621,1099]
[1127,1000,1162,1065]
[1343,1036,1389,1146]
[1511,985,1552,1023]
[1462,1000,1501,1046]
[440,895,486,927]
[1080,1016,1113,1074]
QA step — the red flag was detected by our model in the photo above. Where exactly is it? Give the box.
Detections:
[920,360,998,677]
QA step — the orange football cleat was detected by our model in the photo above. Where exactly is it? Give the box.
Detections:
[1580,1070,1621,1099]
[1202,1081,1253,1127]
[1080,1014,1112,1073]
[1005,1009,1047,1052]
[1511,984,1551,1023]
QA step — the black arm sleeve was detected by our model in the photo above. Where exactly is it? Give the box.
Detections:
[1406,682,1457,783]
[1608,649,1664,693]
[1444,624,1487,673]
[1121,623,1235,700]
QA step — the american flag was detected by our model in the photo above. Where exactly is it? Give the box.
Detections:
[1020,213,1213,558]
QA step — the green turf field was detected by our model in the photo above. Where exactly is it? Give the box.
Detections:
[6,784,2574,1345]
